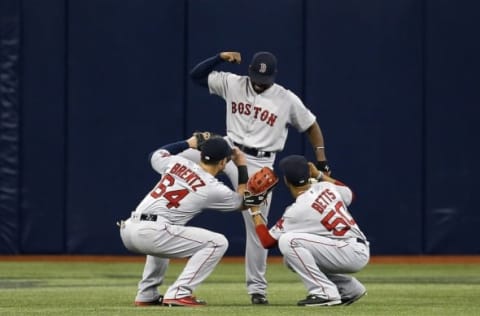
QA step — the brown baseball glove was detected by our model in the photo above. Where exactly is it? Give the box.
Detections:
[244,167,279,206]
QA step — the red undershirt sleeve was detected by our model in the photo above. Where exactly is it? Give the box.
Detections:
[255,224,278,249]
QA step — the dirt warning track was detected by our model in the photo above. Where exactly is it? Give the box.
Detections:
[1,255,480,264]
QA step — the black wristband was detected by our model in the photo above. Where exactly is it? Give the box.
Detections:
[237,165,248,185]
[315,160,331,173]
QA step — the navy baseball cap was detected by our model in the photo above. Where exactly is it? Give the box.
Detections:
[279,155,310,186]
[248,51,277,85]
[201,137,232,162]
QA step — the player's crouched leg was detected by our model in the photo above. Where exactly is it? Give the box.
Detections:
[277,232,303,264]
[278,234,343,307]
[208,232,229,257]
[193,230,229,268]
[277,233,317,277]
[162,231,229,307]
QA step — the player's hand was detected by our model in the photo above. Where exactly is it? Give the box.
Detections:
[308,162,323,180]
[231,147,247,166]
[187,132,211,149]
[220,52,241,64]
[315,160,331,175]
[186,135,198,148]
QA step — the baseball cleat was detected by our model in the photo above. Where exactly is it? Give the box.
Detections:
[251,293,269,305]
[134,295,163,307]
[341,291,367,306]
[162,296,207,307]
[297,294,342,307]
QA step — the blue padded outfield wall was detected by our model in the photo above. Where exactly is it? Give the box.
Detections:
[1,0,479,255]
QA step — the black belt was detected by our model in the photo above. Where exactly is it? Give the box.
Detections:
[233,142,272,158]
[140,214,158,221]
[356,238,366,245]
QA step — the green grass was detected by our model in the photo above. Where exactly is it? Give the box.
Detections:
[1,259,479,315]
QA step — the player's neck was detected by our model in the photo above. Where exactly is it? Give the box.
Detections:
[292,185,310,198]
[199,162,221,176]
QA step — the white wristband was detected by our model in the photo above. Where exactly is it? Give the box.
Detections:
[248,209,267,223]
[248,208,262,216]
[316,171,324,181]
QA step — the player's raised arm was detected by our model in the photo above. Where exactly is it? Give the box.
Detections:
[190,52,241,87]
[308,161,347,187]
[308,161,355,204]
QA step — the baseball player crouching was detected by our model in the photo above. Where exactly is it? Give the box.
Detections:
[118,133,249,307]
[247,155,369,306]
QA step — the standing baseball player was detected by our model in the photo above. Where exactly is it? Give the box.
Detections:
[248,155,369,306]
[189,51,331,304]
[119,133,249,307]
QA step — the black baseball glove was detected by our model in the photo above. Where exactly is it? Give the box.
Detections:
[193,131,222,151]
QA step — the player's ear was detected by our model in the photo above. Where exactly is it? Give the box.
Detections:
[219,157,228,169]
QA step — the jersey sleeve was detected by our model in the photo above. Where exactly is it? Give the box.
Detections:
[208,71,238,99]
[333,183,354,206]
[287,91,317,132]
[268,217,285,240]
[190,54,223,87]
[205,182,243,211]
[150,149,172,175]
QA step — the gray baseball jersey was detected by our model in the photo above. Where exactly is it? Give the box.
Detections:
[269,181,367,241]
[135,149,242,224]
[208,71,316,151]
